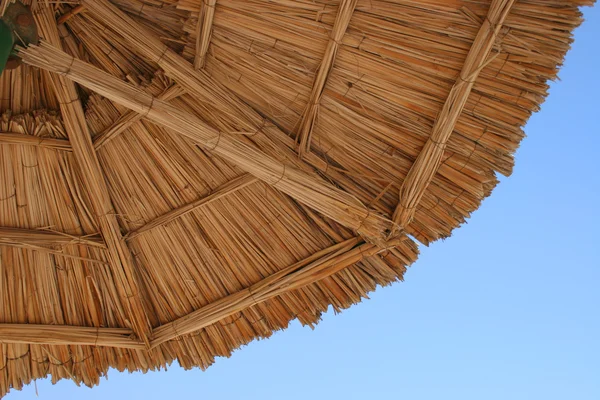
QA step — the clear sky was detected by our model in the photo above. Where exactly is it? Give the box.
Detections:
[7,5,600,400]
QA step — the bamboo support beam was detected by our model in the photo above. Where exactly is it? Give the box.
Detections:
[33,8,154,346]
[0,227,104,248]
[126,174,258,241]
[68,0,392,243]
[194,0,216,70]
[0,132,72,151]
[93,83,185,150]
[391,0,515,235]
[296,0,357,159]
[150,237,382,347]
[0,324,145,349]
[20,47,392,244]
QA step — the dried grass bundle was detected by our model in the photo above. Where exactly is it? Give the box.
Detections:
[0,0,592,396]
[20,41,395,243]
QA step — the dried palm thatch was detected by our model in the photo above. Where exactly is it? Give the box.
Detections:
[0,0,593,396]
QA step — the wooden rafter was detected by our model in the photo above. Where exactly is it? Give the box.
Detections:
[391,0,515,235]
[150,237,384,347]
[33,8,154,346]
[93,83,185,150]
[296,0,357,158]
[0,132,72,151]
[194,0,216,70]
[126,174,258,241]
[0,324,144,349]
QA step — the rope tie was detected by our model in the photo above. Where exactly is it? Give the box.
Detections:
[137,96,156,121]
[60,56,76,77]
[271,165,287,187]
[206,131,222,151]
[58,96,81,106]
[427,136,450,149]
[247,286,261,305]
[357,242,367,260]
[329,36,343,46]
[356,208,372,232]
[171,320,182,341]
[397,202,417,213]
[251,118,267,136]
[95,327,100,348]
[389,219,404,236]
[156,45,170,64]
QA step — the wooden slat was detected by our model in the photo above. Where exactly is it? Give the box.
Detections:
[0,132,72,151]
[296,0,358,158]
[194,0,216,69]
[0,324,144,349]
[34,8,154,345]
[150,237,383,347]
[391,0,516,235]
[126,173,258,241]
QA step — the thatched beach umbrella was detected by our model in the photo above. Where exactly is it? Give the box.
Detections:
[0,0,593,395]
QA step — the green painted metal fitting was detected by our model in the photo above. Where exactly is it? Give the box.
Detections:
[0,20,14,74]
[0,1,39,75]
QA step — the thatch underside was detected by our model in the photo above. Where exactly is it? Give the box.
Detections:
[0,0,592,396]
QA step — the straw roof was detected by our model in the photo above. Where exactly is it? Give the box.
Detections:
[0,0,592,395]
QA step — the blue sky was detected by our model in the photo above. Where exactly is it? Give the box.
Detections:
[8,5,600,400]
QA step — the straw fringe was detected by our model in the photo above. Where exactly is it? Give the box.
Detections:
[151,237,390,347]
